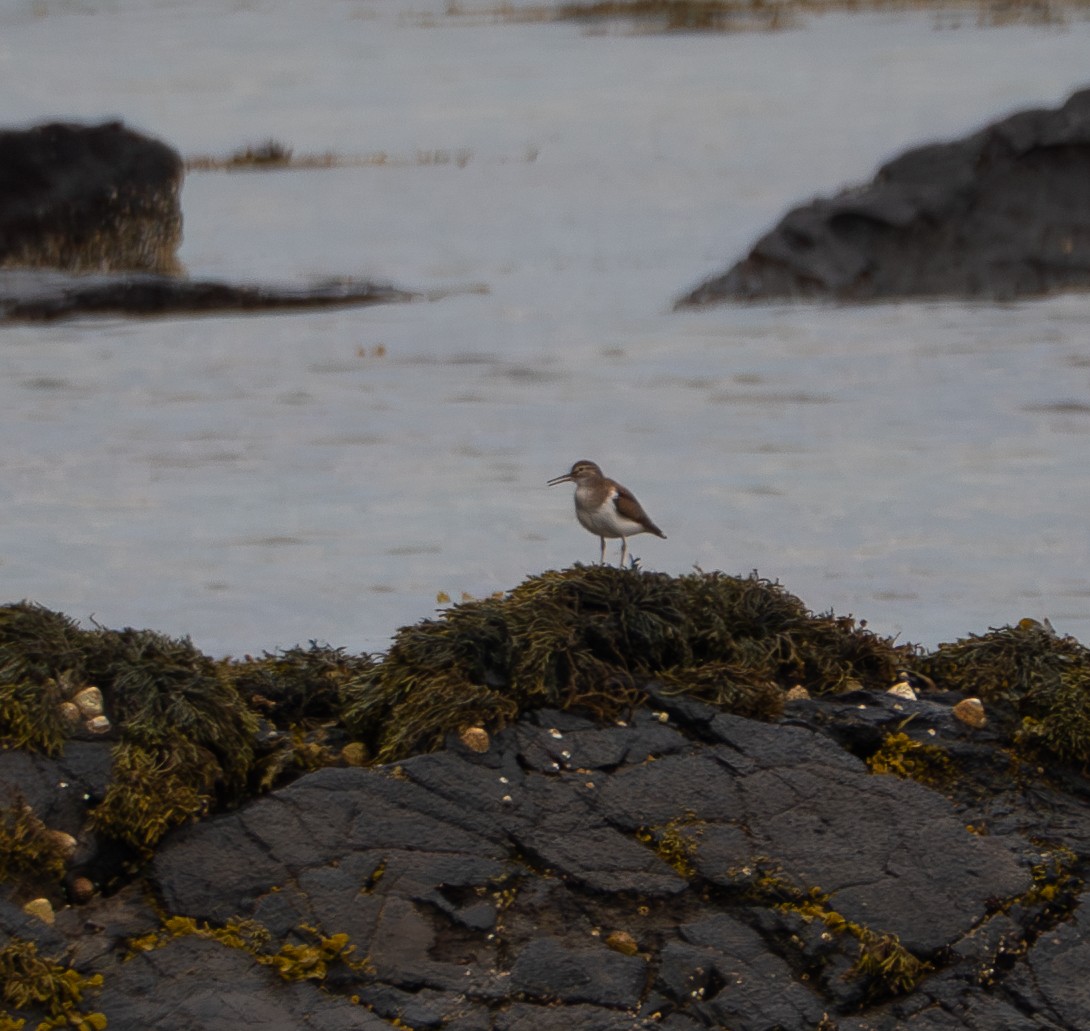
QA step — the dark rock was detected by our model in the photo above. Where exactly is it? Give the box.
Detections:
[494,1002,650,1030]
[0,739,113,835]
[678,87,1090,304]
[7,689,1090,1029]
[94,935,386,1030]
[0,121,182,274]
[0,268,419,322]
[1004,890,1090,1027]
[665,914,828,1030]
[0,121,447,321]
[507,938,647,1006]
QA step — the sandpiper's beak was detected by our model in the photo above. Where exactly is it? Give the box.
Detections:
[547,473,574,486]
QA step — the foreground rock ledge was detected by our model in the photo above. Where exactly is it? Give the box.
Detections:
[6,687,1090,1031]
[678,86,1090,304]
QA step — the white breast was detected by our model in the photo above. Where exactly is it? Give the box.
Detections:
[574,484,644,538]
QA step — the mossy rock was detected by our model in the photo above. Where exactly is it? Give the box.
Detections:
[919,619,1090,766]
[343,566,911,763]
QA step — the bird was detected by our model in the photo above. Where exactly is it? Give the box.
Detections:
[547,459,666,567]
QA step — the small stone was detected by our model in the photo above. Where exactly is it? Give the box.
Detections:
[605,930,639,955]
[72,686,104,718]
[84,715,112,735]
[341,742,368,766]
[69,876,95,903]
[45,830,78,859]
[785,685,810,702]
[459,726,490,753]
[887,681,917,701]
[57,701,82,732]
[23,898,54,925]
[953,697,987,728]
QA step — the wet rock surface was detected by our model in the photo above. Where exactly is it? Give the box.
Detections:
[0,268,419,322]
[678,86,1090,304]
[5,688,1090,1030]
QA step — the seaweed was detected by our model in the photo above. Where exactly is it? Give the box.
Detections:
[743,868,933,1001]
[226,643,376,725]
[0,603,88,754]
[919,620,1090,766]
[130,915,373,983]
[81,627,258,851]
[0,939,105,1030]
[636,812,705,878]
[867,731,955,789]
[343,567,908,763]
[89,741,212,851]
[0,796,69,887]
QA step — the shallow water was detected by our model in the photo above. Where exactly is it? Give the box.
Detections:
[3,1,1090,655]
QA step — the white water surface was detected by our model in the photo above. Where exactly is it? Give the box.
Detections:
[3,0,1090,655]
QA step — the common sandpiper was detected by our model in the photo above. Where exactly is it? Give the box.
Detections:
[547,459,666,566]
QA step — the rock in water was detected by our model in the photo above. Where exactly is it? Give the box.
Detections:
[0,121,183,274]
[678,87,1090,304]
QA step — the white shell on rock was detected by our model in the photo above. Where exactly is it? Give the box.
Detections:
[72,686,104,718]
[887,681,917,701]
[784,685,810,702]
[85,715,112,735]
[953,697,987,728]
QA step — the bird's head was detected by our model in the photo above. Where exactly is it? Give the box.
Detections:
[547,460,602,486]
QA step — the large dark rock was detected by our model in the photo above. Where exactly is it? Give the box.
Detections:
[0,121,183,274]
[678,86,1090,304]
[0,122,444,320]
[6,690,1090,1029]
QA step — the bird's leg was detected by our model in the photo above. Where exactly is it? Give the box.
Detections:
[599,536,606,565]
[620,537,628,568]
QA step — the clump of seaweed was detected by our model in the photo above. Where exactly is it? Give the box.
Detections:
[0,796,69,887]
[0,603,88,754]
[83,627,258,854]
[919,619,1090,766]
[226,643,376,725]
[742,868,933,1001]
[343,567,910,763]
[129,915,372,983]
[867,731,955,789]
[0,938,105,1031]
[636,812,705,878]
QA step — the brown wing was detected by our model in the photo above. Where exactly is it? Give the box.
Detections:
[613,484,667,538]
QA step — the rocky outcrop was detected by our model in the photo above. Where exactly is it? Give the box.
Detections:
[4,582,1090,1030]
[678,87,1090,304]
[0,121,183,275]
[5,688,1090,1030]
[0,121,435,321]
